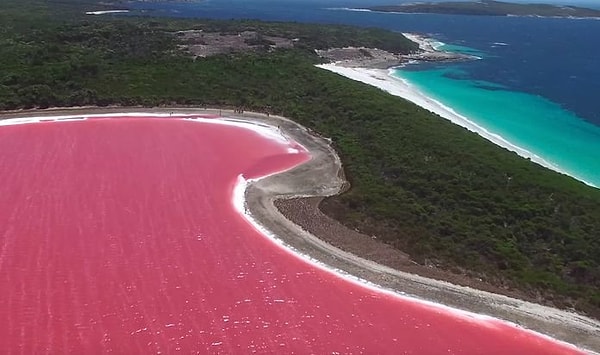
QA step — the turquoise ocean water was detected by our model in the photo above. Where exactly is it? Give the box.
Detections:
[393,59,600,187]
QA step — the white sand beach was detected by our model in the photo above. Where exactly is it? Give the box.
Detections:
[315,63,589,184]
[402,32,445,52]
[85,10,129,15]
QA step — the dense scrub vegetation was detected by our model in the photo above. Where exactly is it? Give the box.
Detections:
[1,0,599,317]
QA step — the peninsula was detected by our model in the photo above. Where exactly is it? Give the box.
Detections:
[367,0,600,18]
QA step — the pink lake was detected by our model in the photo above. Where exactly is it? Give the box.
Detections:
[0,116,580,354]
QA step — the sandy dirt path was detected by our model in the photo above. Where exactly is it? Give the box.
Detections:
[2,107,599,353]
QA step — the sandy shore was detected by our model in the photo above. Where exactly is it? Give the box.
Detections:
[1,107,599,353]
[402,32,445,52]
[85,10,129,15]
[315,63,599,188]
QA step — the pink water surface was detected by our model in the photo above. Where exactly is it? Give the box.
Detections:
[0,116,580,354]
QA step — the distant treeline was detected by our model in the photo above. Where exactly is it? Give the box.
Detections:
[2,0,599,317]
[369,0,600,18]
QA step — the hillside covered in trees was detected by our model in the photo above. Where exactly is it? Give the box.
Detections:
[1,0,599,317]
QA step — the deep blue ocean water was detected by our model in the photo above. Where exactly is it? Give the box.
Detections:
[124,0,600,185]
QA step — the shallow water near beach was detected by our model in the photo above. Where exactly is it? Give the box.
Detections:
[393,65,600,186]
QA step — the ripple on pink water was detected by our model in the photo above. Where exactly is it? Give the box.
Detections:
[0,116,580,354]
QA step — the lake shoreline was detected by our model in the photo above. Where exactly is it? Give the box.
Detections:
[2,107,598,352]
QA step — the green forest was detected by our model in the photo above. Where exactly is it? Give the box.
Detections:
[1,0,599,317]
